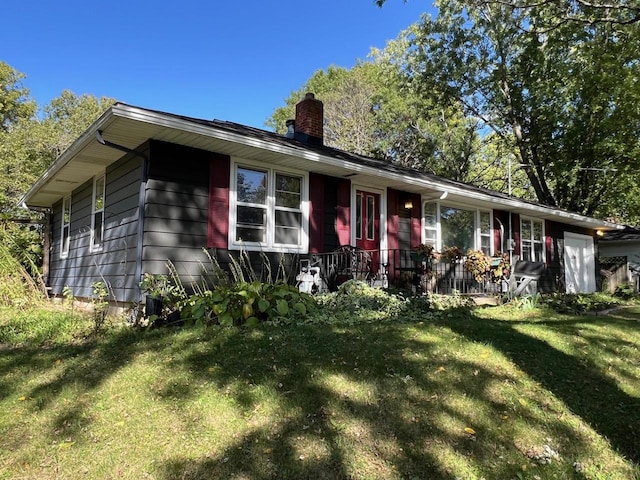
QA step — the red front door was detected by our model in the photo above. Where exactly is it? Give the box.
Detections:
[355,190,380,275]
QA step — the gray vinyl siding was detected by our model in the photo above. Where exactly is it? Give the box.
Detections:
[141,141,211,288]
[48,153,143,303]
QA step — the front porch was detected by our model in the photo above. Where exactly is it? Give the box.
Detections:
[296,247,535,296]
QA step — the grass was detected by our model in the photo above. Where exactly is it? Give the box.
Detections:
[0,301,639,479]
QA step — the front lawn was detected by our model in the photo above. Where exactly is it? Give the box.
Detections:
[0,301,639,479]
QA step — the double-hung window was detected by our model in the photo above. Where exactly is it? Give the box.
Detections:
[423,202,437,246]
[231,161,307,252]
[61,196,71,258]
[91,174,105,252]
[521,217,544,262]
[479,211,492,255]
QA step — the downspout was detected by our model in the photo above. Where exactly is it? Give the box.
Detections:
[494,216,505,254]
[135,154,148,303]
[95,131,148,303]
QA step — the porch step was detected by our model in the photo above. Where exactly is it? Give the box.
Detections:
[463,294,500,306]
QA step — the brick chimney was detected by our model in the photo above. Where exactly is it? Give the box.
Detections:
[292,93,323,146]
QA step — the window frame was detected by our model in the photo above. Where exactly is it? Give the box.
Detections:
[229,158,309,253]
[366,194,375,241]
[355,192,363,240]
[520,216,545,262]
[90,174,106,253]
[422,200,493,256]
[478,210,492,256]
[61,195,71,258]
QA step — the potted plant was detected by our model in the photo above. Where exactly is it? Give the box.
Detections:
[412,243,439,262]
[411,244,440,293]
[139,273,170,317]
[489,252,511,288]
[464,250,490,282]
[441,246,463,263]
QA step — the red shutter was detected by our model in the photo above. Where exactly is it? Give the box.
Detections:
[387,188,400,251]
[545,220,552,266]
[309,173,325,253]
[207,153,230,248]
[336,179,351,246]
[512,213,521,255]
[410,192,421,249]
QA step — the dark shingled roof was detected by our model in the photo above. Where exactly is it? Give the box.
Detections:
[602,226,640,242]
[121,102,614,222]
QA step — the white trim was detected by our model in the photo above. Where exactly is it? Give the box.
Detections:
[21,103,622,233]
[422,200,438,247]
[351,185,386,250]
[228,157,309,253]
[90,173,106,253]
[422,199,493,254]
[477,210,493,256]
[520,216,545,262]
[60,195,71,259]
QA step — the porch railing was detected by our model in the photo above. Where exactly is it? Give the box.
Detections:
[299,247,508,295]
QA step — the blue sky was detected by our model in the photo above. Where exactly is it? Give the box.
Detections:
[3,1,432,129]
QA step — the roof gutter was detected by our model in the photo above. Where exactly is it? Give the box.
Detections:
[22,103,622,231]
[116,105,618,230]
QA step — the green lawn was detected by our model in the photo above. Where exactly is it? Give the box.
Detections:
[1,303,639,479]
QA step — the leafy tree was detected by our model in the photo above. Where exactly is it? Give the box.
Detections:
[268,38,479,183]
[393,0,640,223]
[0,61,36,131]
[0,62,114,273]
[469,0,640,28]
[376,0,640,27]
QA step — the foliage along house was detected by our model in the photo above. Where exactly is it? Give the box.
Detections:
[21,93,620,305]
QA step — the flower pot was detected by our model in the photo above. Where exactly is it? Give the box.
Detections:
[145,295,163,317]
[166,311,183,327]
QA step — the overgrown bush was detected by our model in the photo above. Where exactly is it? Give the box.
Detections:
[613,282,636,300]
[0,243,43,308]
[310,281,476,325]
[542,292,624,314]
[313,280,412,324]
[424,292,476,310]
[179,281,316,327]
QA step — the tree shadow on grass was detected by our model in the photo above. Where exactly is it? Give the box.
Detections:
[2,311,638,479]
[434,310,640,464]
[0,328,180,450]
[152,320,612,479]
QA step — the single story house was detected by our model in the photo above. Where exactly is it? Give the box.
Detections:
[20,93,621,305]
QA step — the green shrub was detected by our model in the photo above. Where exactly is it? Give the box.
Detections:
[613,282,636,300]
[424,291,476,310]
[542,292,623,314]
[313,280,410,324]
[0,243,44,308]
[91,281,109,332]
[179,281,316,327]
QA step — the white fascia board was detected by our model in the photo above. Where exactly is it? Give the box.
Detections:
[22,103,622,232]
[115,105,622,230]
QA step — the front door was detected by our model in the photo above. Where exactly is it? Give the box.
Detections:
[355,190,380,277]
[564,232,596,293]
[355,190,380,251]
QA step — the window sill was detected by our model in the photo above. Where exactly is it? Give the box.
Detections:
[229,243,307,254]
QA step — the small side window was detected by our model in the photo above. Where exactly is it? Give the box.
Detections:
[61,196,71,258]
[91,175,105,252]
